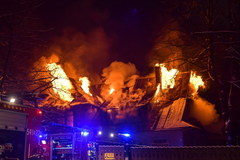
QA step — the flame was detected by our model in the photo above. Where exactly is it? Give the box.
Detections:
[79,77,92,96]
[109,88,115,94]
[161,64,178,90]
[153,84,161,103]
[154,84,161,97]
[190,71,205,95]
[47,63,74,102]
[155,63,160,67]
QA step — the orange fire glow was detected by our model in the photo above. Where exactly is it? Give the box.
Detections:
[155,63,160,67]
[109,88,115,94]
[190,71,205,95]
[47,63,74,102]
[161,64,178,90]
[154,84,161,97]
[79,77,92,96]
[153,84,161,103]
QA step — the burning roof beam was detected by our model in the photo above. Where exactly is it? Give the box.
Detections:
[46,63,74,102]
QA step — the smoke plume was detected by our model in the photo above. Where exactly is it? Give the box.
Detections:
[101,61,138,108]
[190,96,219,126]
[45,27,110,83]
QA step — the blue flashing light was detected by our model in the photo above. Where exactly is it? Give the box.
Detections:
[81,131,89,137]
[39,135,43,138]
[98,131,102,135]
[121,133,131,137]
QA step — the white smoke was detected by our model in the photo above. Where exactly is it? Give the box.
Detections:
[191,96,219,126]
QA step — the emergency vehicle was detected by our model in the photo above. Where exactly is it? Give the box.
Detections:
[0,101,42,160]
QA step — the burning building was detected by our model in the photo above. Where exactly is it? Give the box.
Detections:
[0,24,227,160]
[30,53,221,135]
[21,21,223,148]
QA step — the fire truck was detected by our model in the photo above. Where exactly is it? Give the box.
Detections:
[0,101,42,160]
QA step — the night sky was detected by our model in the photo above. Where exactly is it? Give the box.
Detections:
[2,0,239,76]
[35,0,171,75]
[1,0,199,76]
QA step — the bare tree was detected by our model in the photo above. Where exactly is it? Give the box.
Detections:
[0,0,51,101]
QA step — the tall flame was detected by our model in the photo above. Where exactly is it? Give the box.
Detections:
[161,64,179,90]
[47,63,74,102]
[153,84,161,103]
[190,71,205,95]
[79,77,92,96]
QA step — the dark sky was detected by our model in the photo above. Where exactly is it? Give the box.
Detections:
[3,0,239,77]
[1,0,197,77]
[35,0,170,75]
